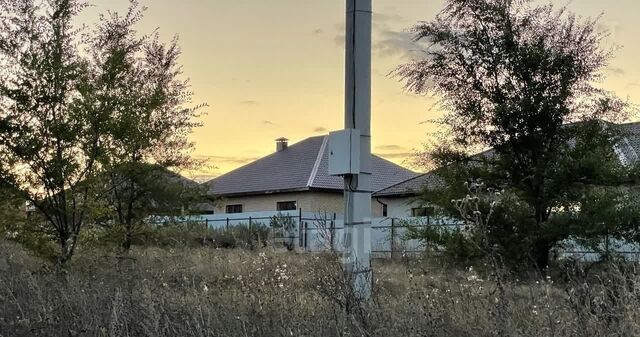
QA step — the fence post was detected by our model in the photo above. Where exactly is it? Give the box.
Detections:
[226,218,229,231]
[390,218,396,260]
[330,213,336,252]
[304,222,308,250]
[205,218,209,229]
[298,218,303,249]
[249,216,252,231]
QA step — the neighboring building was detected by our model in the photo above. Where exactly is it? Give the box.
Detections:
[372,172,441,218]
[372,121,640,217]
[203,136,418,216]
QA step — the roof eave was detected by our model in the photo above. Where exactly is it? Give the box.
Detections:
[211,187,312,198]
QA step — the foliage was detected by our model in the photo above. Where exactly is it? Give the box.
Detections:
[270,212,297,250]
[0,0,104,266]
[79,220,273,251]
[0,0,204,263]
[86,2,207,250]
[395,0,640,270]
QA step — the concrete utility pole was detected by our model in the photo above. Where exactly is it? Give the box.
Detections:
[343,0,373,300]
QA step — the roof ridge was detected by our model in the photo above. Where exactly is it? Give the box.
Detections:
[373,172,429,193]
[307,135,328,187]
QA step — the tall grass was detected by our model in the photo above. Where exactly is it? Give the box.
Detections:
[1,240,639,337]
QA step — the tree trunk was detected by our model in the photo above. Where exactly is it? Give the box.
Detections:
[531,240,553,273]
[122,229,133,251]
[56,232,78,269]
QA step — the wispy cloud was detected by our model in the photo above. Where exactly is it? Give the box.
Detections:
[239,100,259,105]
[607,67,626,76]
[374,29,418,59]
[313,126,328,133]
[261,120,275,125]
[332,12,421,60]
[374,152,414,160]
[195,155,259,166]
[376,144,407,151]
[312,28,323,35]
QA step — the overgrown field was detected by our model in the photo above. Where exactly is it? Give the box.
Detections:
[1,240,640,337]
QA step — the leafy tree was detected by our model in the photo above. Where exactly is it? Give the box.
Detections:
[86,2,207,250]
[396,0,639,270]
[0,0,106,265]
[0,0,205,263]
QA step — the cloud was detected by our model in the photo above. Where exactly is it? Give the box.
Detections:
[261,120,275,125]
[374,152,414,160]
[239,100,259,105]
[373,12,406,26]
[312,28,323,35]
[313,127,328,133]
[627,82,640,89]
[607,67,626,76]
[373,29,417,59]
[331,12,420,59]
[196,155,259,166]
[376,144,407,151]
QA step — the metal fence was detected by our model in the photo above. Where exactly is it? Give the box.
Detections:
[150,210,640,261]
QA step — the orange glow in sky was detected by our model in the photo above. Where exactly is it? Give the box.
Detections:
[80,1,640,180]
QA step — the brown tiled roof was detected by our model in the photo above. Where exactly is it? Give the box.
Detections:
[203,136,418,197]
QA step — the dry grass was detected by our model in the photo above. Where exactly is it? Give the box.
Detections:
[1,240,640,337]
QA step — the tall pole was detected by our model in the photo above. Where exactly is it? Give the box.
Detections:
[343,0,372,300]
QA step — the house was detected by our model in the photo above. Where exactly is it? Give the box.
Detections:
[374,121,640,203]
[203,136,418,216]
[372,172,441,218]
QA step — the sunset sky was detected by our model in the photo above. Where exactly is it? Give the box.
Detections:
[81,0,640,180]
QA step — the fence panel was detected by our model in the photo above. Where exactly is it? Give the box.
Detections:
[150,213,640,261]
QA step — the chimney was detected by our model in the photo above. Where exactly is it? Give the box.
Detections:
[276,137,289,152]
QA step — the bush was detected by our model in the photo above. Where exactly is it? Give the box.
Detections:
[78,221,274,251]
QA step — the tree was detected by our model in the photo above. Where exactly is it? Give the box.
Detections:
[0,0,106,266]
[86,2,206,250]
[395,0,639,270]
[0,0,205,264]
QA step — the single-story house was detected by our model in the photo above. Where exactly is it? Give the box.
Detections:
[203,136,418,217]
[374,121,640,202]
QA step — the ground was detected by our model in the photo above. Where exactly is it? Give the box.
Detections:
[1,240,639,337]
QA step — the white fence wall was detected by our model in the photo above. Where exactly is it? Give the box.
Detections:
[151,211,640,261]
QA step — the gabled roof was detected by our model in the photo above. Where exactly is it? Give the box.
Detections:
[374,121,640,198]
[373,172,443,197]
[204,136,418,197]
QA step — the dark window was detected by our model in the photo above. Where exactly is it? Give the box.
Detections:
[225,204,243,214]
[277,201,297,211]
[201,210,215,215]
[382,204,388,217]
[411,207,434,217]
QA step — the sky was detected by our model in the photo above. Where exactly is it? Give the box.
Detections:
[79,0,640,181]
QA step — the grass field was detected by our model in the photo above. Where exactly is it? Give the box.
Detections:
[1,240,639,337]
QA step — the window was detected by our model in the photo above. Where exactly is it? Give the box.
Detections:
[411,207,434,217]
[225,204,243,214]
[382,204,388,217]
[201,210,215,215]
[277,201,297,211]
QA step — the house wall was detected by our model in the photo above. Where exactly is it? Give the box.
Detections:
[214,191,345,215]
[215,191,408,217]
[374,196,422,218]
[213,192,420,218]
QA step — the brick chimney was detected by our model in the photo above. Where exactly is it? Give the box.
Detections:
[276,137,289,152]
